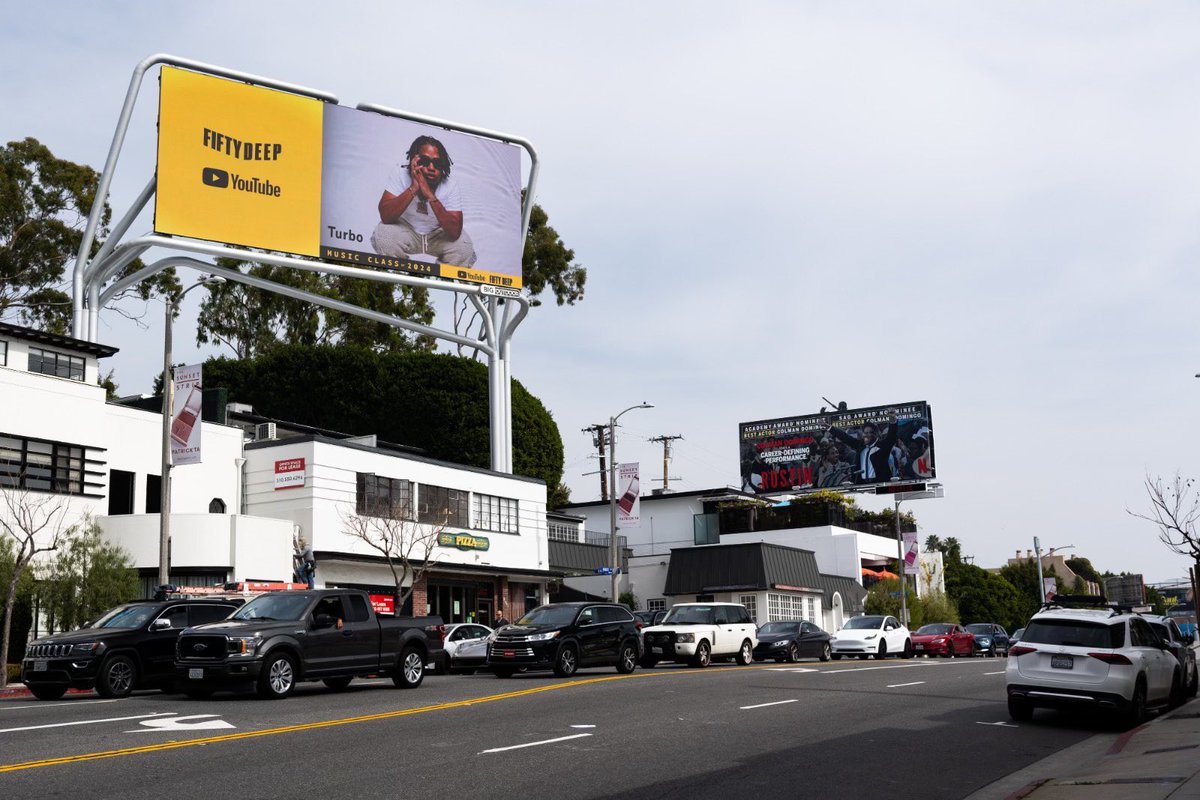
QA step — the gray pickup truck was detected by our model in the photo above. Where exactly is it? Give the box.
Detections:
[174,589,444,699]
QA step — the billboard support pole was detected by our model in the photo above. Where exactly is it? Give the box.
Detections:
[895,495,907,627]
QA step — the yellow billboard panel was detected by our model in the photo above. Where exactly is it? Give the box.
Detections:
[156,67,323,256]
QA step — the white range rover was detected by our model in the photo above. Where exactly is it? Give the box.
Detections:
[640,602,758,668]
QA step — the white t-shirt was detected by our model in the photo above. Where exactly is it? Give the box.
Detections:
[383,163,463,235]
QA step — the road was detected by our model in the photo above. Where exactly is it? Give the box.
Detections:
[0,656,1108,799]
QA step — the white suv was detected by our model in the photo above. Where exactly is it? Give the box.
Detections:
[641,603,757,668]
[1006,604,1181,726]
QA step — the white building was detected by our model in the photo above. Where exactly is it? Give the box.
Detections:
[0,322,553,628]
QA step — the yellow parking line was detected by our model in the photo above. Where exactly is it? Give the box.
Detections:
[0,668,712,774]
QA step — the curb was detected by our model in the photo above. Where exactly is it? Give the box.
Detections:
[0,685,92,700]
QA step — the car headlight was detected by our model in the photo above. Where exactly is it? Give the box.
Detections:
[526,631,560,642]
[864,633,877,640]
[675,633,695,643]
[771,640,787,648]
[978,638,991,646]
[486,633,497,643]
[227,634,261,655]
[71,642,105,655]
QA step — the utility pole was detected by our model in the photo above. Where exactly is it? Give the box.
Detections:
[648,434,683,492]
[582,424,610,500]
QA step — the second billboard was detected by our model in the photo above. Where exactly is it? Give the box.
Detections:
[738,402,935,495]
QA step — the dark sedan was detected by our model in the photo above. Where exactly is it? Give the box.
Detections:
[965,622,1010,657]
[753,620,832,663]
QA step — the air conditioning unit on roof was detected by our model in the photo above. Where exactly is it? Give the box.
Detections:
[254,422,277,441]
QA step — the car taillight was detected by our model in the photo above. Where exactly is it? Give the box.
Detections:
[1008,645,1037,656]
[635,620,643,630]
[1088,652,1132,665]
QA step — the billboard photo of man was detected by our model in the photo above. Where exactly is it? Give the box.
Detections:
[372,135,476,268]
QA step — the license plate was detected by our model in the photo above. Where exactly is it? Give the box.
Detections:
[503,650,514,658]
[188,668,204,680]
[652,647,664,654]
[33,660,47,672]
[1051,655,1073,670]
[915,645,924,650]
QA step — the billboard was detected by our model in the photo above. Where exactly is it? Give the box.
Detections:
[617,462,641,527]
[169,364,202,466]
[738,401,934,496]
[155,67,524,289]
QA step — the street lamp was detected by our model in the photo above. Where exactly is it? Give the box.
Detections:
[608,402,654,602]
[159,275,225,588]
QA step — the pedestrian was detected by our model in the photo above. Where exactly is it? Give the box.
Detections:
[293,536,316,589]
[495,604,511,628]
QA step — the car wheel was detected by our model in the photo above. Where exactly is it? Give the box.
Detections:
[29,685,67,701]
[988,647,996,658]
[258,652,297,699]
[946,645,955,660]
[902,639,913,659]
[736,639,754,666]
[183,685,214,700]
[432,652,451,676]
[691,640,712,668]
[1122,680,1147,729]
[95,654,136,699]
[553,644,579,677]
[875,642,887,660]
[1008,696,1033,722]
[820,642,832,662]
[786,643,800,663]
[323,677,353,691]
[1188,665,1198,698]
[393,646,426,689]
[616,641,638,674]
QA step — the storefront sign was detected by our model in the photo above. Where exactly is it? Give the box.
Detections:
[273,458,306,490]
[438,532,490,551]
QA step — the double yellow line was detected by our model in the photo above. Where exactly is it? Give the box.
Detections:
[0,669,696,773]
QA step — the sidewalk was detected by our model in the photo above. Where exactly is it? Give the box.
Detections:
[1006,702,1200,799]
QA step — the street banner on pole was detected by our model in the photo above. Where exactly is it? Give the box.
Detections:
[1043,577,1058,602]
[902,531,919,570]
[617,462,641,527]
[169,364,202,465]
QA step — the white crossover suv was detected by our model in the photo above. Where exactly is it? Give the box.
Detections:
[640,603,757,668]
[1006,603,1181,726]
[830,614,912,660]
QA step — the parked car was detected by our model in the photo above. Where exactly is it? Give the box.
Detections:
[175,589,444,698]
[436,623,493,674]
[753,620,832,663]
[641,602,758,668]
[488,602,641,678]
[965,623,1010,657]
[1142,614,1199,698]
[22,596,244,700]
[634,610,668,627]
[1006,602,1181,726]
[830,615,912,660]
[1010,627,1025,647]
[911,623,974,658]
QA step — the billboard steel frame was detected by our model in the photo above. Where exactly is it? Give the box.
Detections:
[71,54,539,474]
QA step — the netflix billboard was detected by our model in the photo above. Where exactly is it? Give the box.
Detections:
[738,402,935,496]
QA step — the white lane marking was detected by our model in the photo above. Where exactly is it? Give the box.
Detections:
[0,699,118,712]
[127,715,235,733]
[886,681,925,688]
[766,668,818,673]
[740,699,799,710]
[977,721,1018,728]
[570,725,596,729]
[0,712,174,734]
[823,663,928,674]
[984,671,1006,676]
[480,733,592,754]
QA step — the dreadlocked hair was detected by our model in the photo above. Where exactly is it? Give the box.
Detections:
[406,135,452,177]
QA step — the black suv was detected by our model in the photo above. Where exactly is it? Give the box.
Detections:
[488,602,641,678]
[22,597,243,700]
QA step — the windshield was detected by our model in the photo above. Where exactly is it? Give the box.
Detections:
[517,605,580,627]
[1023,619,1124,649]
[843,616,885,630]
[662,606,716,625]
[759,622,800,635]
[965,624,993,635]
[916,624,954,635]
[92,605,157,629]
[232,594,312,622]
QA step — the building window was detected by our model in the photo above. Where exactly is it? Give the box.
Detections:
[356,474,412,519]
[739,594,758,623]
[806,597,816,622]
[0,434,84,494]
[28,347,85,381]
[474,494,518,534]
[767,593,809,622]
[647,598,666,612]
[0,341,7,366]
[547,520,578,543]
[418,484,469,527]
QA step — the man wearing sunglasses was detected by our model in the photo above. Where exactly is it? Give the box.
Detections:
[372,135,476,267]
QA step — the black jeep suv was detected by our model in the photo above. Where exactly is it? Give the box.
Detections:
[22,597,243,700]
[487,602,641,678]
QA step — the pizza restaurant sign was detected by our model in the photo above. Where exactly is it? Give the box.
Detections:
[438,532,490,552]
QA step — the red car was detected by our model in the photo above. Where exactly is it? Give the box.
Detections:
[912,623,974,658]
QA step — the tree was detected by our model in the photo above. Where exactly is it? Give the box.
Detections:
[0,487,70,686]
[1130,473,1200,567]
[341,506,443,613]
[37,516,138,633]
[0,137,179,334]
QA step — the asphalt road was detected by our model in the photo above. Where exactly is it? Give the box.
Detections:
[0,656,1108,799]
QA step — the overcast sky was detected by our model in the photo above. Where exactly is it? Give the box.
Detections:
[5,2,1200,583]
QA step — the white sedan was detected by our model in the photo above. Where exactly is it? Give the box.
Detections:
[436,623,493,674]
[830,614,912,660]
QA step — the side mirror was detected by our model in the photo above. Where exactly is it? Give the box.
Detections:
[151,618,172,632]
[314,613,335,629]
